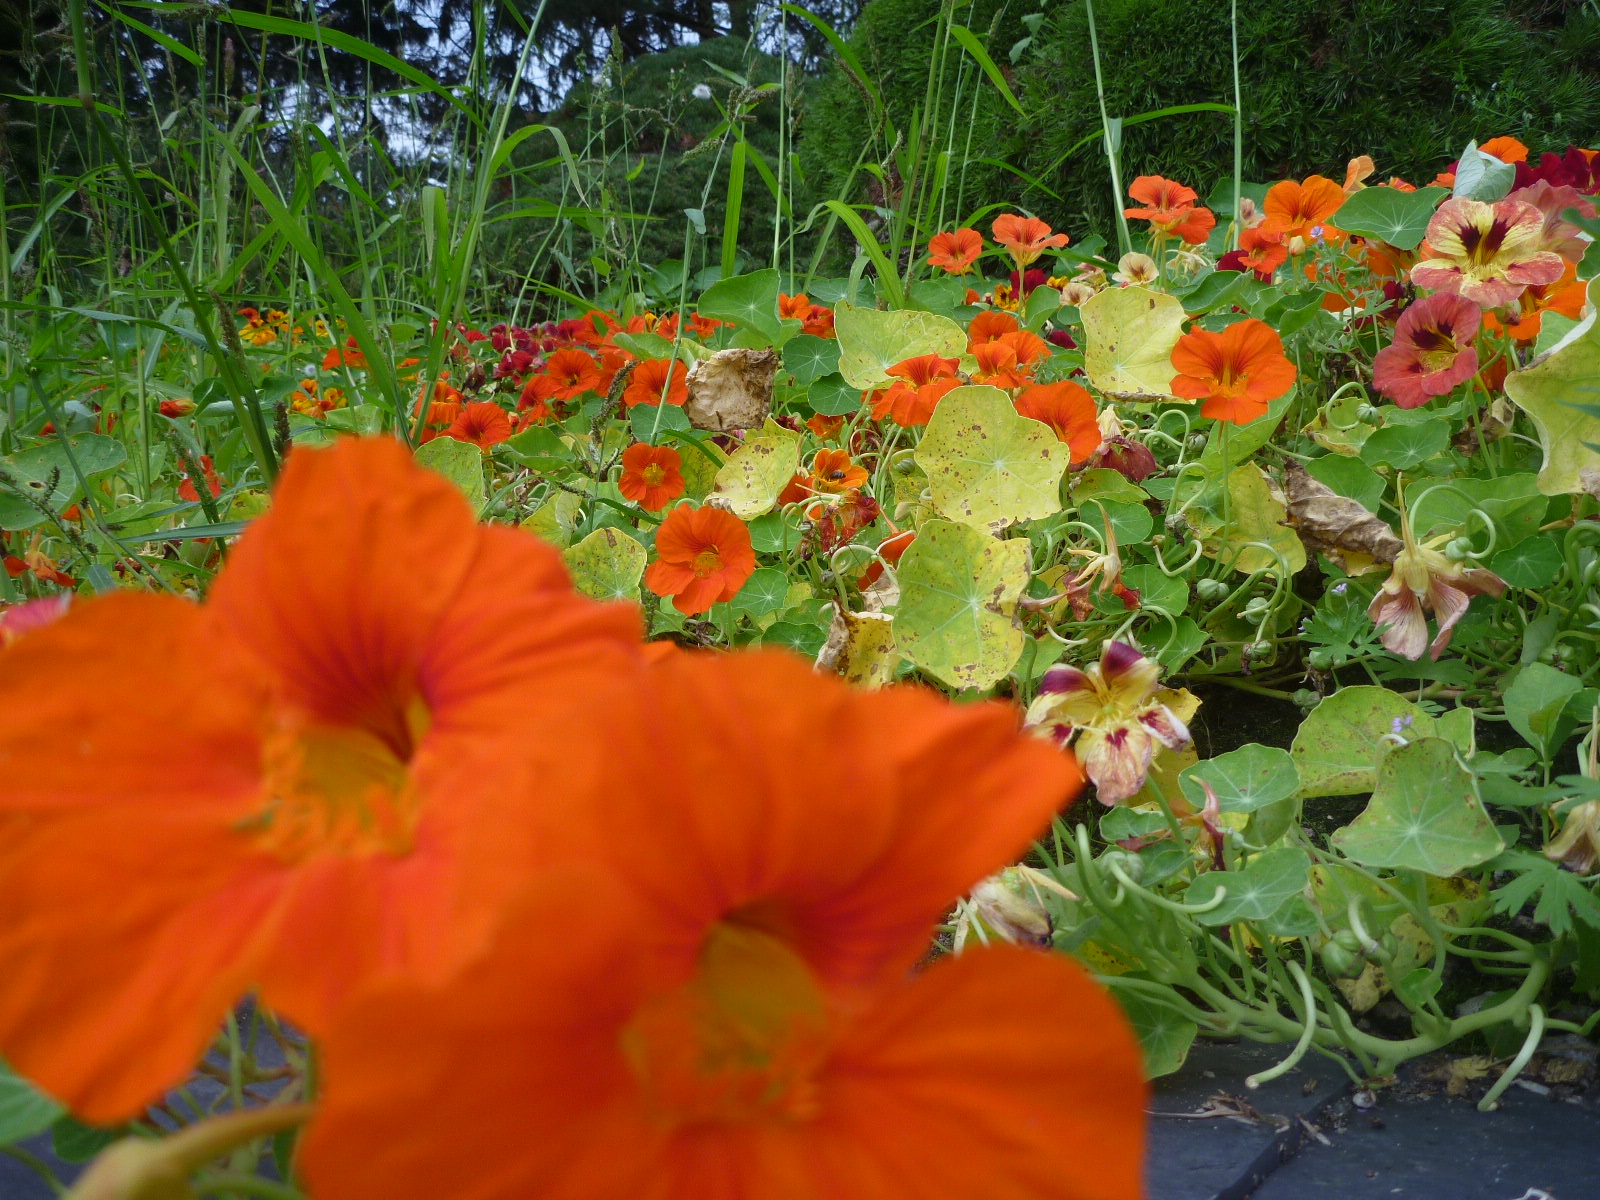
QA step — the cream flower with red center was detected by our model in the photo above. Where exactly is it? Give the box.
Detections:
[1025,641,1191,805]
[1411,197,1566,309]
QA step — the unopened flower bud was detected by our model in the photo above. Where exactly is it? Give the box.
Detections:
[968,869,1053,947]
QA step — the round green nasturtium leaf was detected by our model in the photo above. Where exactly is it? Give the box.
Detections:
[1080,285,1187,401]
[1111,989,1198,1079]
[521,489,584,548]
[1330,738,1504,876]
[562,527,646,603]
[414,435,486,510]
[1185,846,1313,925]
[697,268,784,346]
[781,334,841,385]
[709,418,801,518]
[1180,745,1299,814]
[1491,537,1563,588]
[1291,686,1475,800]
[729,566,791,619]
[1329,186,1448,251]
[914,385,1072,533]
[892,518,1029,690]
[1505,278,1600,496]
[0,433,127,531]
[1291,686,1424,799]
[833,302,969,390]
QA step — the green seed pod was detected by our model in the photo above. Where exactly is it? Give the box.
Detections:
[1196,578,1229,601]
[1321,940,1365,980]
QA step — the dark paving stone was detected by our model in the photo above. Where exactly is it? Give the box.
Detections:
[1147,1039,1348,1200]
[1250,1072,1600,1200]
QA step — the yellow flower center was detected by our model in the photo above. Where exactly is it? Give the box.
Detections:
[242,696,430,862]
[642,464,666,488]
[620,916,831,1128]
[691,548,723,577]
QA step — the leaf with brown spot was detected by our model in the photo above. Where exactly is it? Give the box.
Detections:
[1282,460,1402,572]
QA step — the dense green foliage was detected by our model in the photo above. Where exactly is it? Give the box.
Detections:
[800,0,1600,241]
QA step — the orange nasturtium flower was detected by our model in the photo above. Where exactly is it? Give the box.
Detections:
[867,353,963,427]
[302,650,1144,1200]
[622,357,688,408]
[0,438,643,1123]
[617,442,686,511]
[1169,318,1297,425]
[1260,175,1346,245]
[445,400,514,449]
[1014,381,1103,463]
[543,348,605,401]
[927,227,984,274]
[991,213,1070,269]
[644,503,757,615]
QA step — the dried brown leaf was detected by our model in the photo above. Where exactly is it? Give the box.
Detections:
[1282,460,1403,571]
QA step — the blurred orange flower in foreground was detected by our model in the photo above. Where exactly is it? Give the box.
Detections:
[0,438,642,1122]
[302,651,1144,1200]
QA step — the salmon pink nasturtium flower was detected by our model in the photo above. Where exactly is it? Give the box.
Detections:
[0,438,645,1124]
[617,442,686,511]
[1123,175,1216,244]
[991,213,1070,269]
[1371,292,1483,409]
[644,503,757,615]
[1169,318,1297,425]
[1410,197,1566,310]
[1367,503,1507,661]
[302,650,1145,1200]
[1027,641,1191,806]
[927,227,984,274]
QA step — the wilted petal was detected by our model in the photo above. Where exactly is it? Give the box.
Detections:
[1078,725,1154,806]
[1368,586,1429,661]
[1139,704,1191,751]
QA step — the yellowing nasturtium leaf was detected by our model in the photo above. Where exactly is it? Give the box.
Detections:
[1080,285,1187,401]
[520,489,583,548]
[914,385,1072,533]
[709,418,801,518]
[1504,277,1600,496]
[892,518,1029,690]
[1292,685,1476,799]
[1330,738,1504,876]
[414,435,486,510]
[815,605,901,688]
[833,302,969,389]
[1175,464,1306,577]
[562,527,647,602]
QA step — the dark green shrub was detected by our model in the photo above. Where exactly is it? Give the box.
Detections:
[799,0,1600,247]
[796,0,1026,236]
